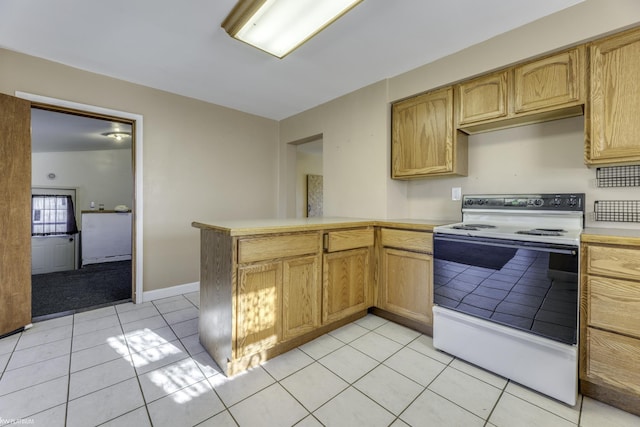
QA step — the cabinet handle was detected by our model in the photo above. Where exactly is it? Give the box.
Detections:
[323,234,329,251]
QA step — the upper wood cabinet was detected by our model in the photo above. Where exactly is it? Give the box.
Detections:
[456,46,585,133]
[586,27,640,165]
[391,87,468,179]
[513,48,583,114]
[457,71,508,125]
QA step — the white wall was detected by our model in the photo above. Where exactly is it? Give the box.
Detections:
[32,149,133,222]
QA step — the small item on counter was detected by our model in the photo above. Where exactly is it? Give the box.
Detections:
[90,201,95,210]
[99,204,104,211]
[114,205,129,212]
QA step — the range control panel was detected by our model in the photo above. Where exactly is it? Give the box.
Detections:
[462,194,584,211]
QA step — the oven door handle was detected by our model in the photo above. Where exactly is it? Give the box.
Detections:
[434,235,577,255]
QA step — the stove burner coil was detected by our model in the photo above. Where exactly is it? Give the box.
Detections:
[516,228,566,236]
[452,224,497,231]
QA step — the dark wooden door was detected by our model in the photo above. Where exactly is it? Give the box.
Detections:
[0,93,32,335]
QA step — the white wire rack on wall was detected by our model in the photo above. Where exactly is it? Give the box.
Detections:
[594,165,640,222]
[594,200,640,222]
[596,165,640,187]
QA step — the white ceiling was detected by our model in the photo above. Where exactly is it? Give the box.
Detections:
[31,108,132,153]
[0,0,583,124]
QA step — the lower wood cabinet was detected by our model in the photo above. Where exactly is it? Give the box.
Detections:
[584,327,640,396]
[236,261,282,358]
[197,224,428,377]
[236,254,322,357]
[323,247,370,323]
[282,255,321,340]
[580,238,640,416]
[379,248,432,324]
[378,228,433,327]
[322,228,374,324]
[234,232,322,362]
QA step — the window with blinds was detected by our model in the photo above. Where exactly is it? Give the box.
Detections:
[31,195,78,236]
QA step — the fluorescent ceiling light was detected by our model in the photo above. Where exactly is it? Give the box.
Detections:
[222,0,363,58]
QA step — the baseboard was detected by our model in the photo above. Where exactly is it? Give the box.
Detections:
[142,281,199,302]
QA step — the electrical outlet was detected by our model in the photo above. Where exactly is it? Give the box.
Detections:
[452,187,462,201]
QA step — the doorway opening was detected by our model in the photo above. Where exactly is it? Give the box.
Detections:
[290,135,323,218]
[19,92,143,320]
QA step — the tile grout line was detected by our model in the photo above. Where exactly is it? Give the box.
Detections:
[64,312,75,427]
[482,378,510,426]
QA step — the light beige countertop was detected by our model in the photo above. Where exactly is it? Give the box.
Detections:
[582,227,640,246]
[192,217,457,236]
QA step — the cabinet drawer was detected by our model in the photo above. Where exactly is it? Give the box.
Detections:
[325,228,374,253]
[585,327,640,395]
[586,245,640,281]
[380,228,433,253]
[238,233,319,264]
[587,275,640,338]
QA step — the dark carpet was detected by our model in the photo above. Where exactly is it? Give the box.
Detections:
[435,240,518,270]
[32,261,132,318]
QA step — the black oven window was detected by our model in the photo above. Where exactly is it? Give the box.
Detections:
[434,239,578,345]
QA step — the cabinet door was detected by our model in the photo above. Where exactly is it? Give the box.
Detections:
[588,28,640,164]
[391,87,455,178]
[514,47,583,114]
[457,71,508,125]
[236,261,282,358]
[379,248,433,325]
[322,248,370,323]
[282,255,321,340]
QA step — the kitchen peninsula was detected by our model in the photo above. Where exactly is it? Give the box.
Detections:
[192,217,452,376]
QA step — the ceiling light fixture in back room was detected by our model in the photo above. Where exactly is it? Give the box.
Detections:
[222,0,363,58]
[102,131,131,141]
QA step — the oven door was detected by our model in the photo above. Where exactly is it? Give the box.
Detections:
[433,233,578,345]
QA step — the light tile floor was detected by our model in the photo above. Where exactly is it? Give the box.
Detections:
[1,292,639,426]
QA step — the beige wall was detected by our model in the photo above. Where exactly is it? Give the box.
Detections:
[280,80,408,219]
[1,48,279,292]
[279,0,640,229]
